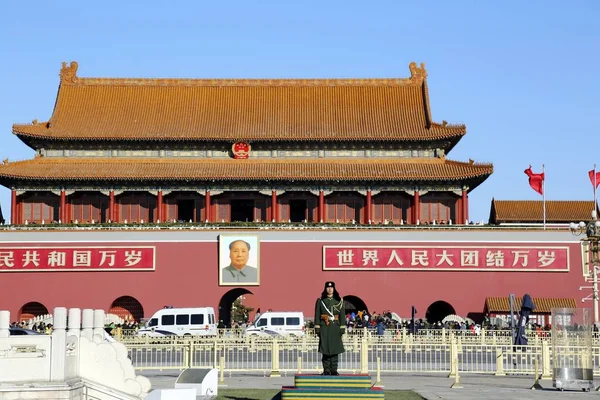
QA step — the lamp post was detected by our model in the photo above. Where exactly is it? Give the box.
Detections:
[570,219,600,325]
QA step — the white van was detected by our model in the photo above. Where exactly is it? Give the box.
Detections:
[244,311,305,337]
[137,307,217,337]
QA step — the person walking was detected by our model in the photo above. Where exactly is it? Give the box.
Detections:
[314,281,346,375]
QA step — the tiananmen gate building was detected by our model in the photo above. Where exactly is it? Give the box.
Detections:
[0,62,593,326]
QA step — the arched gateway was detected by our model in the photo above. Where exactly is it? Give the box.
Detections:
[425,300,456,323]
[108,296,144,323]
[20,301,49,321]
[218,288,257,328]
[343,295,368,316]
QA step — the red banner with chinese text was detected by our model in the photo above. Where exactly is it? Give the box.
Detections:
[0,246,155,272]
[323,245,569,271]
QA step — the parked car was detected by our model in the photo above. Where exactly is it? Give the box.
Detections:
[137,307,217,337]
[9,327,41,335]
[244,311,306,338]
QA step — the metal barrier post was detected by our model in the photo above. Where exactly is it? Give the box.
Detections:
[375,356,382,386]
[219,356,225,383]
[442,328,446,345]
[541,340,551,379]
[249,335,256,352]
[297,356,302,374]
[450,340,462,388]
[495,347,505,376]
[480,328,486,345]
[270,339,281,377]
[405,334,413,353]
[213,339,219,369]
[530,356,542,390]
[360,335,368,373]
[301,335,307,353]
[183,341,190,369]
[448,338,456,378]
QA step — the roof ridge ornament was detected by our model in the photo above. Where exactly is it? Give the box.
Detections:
[60,61,79,84]
[409,62,427,82]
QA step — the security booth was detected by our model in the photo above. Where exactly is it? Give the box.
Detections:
[551,308,594,392]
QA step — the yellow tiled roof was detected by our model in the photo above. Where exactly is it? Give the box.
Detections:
[12,61,466,142]
[491,199,597,223]
[0,157,493,182]
[485,297,576,313]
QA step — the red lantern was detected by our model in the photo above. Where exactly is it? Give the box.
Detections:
[232,142,251,159]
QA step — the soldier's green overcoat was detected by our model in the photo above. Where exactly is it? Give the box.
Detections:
[314,296,346,355]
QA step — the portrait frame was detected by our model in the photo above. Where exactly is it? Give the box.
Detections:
[219,234,261,286]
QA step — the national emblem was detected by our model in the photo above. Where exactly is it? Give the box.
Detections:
[232,142,251,159]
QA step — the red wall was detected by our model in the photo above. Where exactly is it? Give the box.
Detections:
[0,239,586,322]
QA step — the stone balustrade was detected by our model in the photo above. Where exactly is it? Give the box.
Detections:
[25,312,125,330]
[0,307,150,399]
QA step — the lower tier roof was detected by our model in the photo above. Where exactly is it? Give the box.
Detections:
[485,297,576,314]
[490,199,597,223]
[0,157,493,186]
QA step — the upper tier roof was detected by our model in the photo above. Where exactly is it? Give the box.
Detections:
[13,61,466,143]
[0,157,492,187]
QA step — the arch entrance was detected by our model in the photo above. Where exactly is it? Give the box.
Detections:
[20,302,49,322]
[108,296,144,323]
[343,295,368,316]
[218,288,258,328]
[425,300,456,323]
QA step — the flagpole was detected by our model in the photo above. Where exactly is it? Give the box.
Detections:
[594,164,598,221]
[542,164,546,230]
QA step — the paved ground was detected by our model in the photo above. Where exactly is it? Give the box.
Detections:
[141,370,600,399]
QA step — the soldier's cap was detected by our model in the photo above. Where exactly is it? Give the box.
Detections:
[324,281,336,289]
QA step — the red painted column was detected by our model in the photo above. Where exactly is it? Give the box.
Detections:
[109,190,115,222]
[271,190,278,222]
[462,189,469,224]
[319,190,325,223]
[413,191,420,224]
[11,189,17,225]
[365,190,372,224]
[156,190,163,222]
[60,190,66,223]
[205,190,211,222]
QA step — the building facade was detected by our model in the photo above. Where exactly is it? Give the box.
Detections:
[0,229,587,326]
[1,63,587,326]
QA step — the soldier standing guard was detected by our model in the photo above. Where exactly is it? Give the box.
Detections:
[314,281,346,375]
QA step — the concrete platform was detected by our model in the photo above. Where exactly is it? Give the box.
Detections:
[141,371,600,400]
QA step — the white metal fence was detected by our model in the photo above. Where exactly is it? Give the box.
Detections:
[123,331,597,378]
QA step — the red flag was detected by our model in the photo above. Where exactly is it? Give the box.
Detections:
[589,169,600,189]
[524,166,544,195]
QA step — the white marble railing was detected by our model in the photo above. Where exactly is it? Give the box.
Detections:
[0,307,150,399]
[25,312,125,330]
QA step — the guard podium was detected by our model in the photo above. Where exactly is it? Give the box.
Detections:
[174,368,219,397]
[282,374,384,399]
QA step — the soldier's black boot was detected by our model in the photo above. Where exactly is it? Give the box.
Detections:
[321,355,331,375]
[331,354,339,375]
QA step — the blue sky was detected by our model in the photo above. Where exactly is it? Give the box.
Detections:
[0,1,598,223]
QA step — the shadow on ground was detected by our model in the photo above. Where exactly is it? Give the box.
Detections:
[216,389,282,400]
